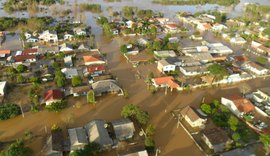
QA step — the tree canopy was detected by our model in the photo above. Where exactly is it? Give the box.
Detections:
[121,104,150,125]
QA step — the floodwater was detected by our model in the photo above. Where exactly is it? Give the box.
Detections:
[0,0,270,156]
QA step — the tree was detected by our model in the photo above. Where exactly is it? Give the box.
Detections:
[72,76,82,87]
[120,44,128,54]
[207,63,228,81]
[70,142,101,156]
[145,137,155,149]
[256,56,267,65]
[16,64,27,73]
[228,115,239,132]
[232,132,240,142]
[16,74,25,84]
[152,41,162,51]
[200,103,212,114]
[87,91,95,104]
[0,104,21,120]
[146,124,155,136]
[54,70,65,87]
[121,104,150,125]
[260,134,270,155]
[29,76,39,83]
[46,101,67,112]
[262,27,270,37]
[0,139,31,156]
[239,84,251,96]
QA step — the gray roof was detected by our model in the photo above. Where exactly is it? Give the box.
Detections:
[84,119,113,148]
[68,127,88,151]
[111,119,135,140]
[158,59,171,66]
[78,44,90,50]
[189,52,213,61]
[221,148,255,156]
[259,87,270,96]
[91,79,122,96]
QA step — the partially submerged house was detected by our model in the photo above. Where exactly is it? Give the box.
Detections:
[43,89,63,105]
[68,127,88,151]
[202,127,232,153]
[71,85,91,97]
[39,30,58,43]
[157,59,176,73]
[91,80,123,96]
[83,55,105,66]
[61,68,78,79]
[180,106,207,129]
[111,119,135,141]
[84,119,113,150]
[221,95,255,117]
[44,130,64,156]
[152,76,180,91]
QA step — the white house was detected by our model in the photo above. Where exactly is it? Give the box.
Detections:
[60,43,73,52]
[64,33,74,40]
[230,37,246,45]
[157,59,176,73]
[73,27,87,36]
[221,95,255,117]
[211,24,227,32]
[243,62,268,75]
[61,68,78,79]
[39,30,58,43]
[0,81,7,96]
[180,106,207,129]
[179,65,209,76]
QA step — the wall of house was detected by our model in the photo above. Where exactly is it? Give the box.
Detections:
[221,98,241,117]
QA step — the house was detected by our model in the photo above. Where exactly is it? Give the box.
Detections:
[84,119,113,150]
[126,44,139,55]
[125,20,135,29]
[43,89,63,105]
[243,62,268,75]
[211,24,227,32]
[197,23,212,31]
[0,50,11,58]
[84,65,106,76]
[61,68,78,79]
[166,56,201,67]
[14,55,36,64]
[111,119,135,141]
[152,76,180,91]
[39,30,58,43]
[137,38,149,46]
[83,55,105,66]
[68,127,88,151]
[157,59,176,73]
[118,147,148,156]
[0,81,7,96]
[164,23,179,33]
[206,42,233,55]
[153,50,176,58]
[64,32,74,40]
[252,87,270,103]
[24,32,32,39]
[180,106,207,129]
[59,43,73,52]
[202,127,232,153]
[91,80,123,96]
[44,130,64,156]
[64,56,73,67]
[221,95,255,117]
[73,27,87,36]
[179,65,209,76]
[112,29,119,35]
[155,17,169,24]
[71,85,91,97]
[22,48,38,55]
[78,44,90,51]
[230,37,247,45]
[187,52,213,63]
[26,36,39,43]
[41,68,54,82]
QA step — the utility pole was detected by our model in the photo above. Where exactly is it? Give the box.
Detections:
[19,103,24,118]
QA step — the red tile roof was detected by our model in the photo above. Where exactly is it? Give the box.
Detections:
[83,55,102,63]
[225,95,255,113]
[44,89,63,102]
[0,50,11,55]
[203,23,212,29]
[87,65,106,73]
[152,76,179,89]
[15,55,36,62]
[22,48,38,55]
[233,56,249,62]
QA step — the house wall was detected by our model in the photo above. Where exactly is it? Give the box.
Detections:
[221,98,241,117]
[163,65,176,73]
[85,61,105,66]
[185,116,206,128]
[202,134,226,153]
[245,64,268,75]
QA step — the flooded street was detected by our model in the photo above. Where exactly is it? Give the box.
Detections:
[0,0,270,155]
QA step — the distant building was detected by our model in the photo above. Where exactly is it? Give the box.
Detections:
[43,89,63,105]
[152,76,180,91]
[39,30,58,43]
[157,59,176,73]
[83,55,105,66]
[61,68,78,79]
[243,62,268,75]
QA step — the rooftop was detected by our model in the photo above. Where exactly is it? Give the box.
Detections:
[203,127,230,145]
[224,95,255,113]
